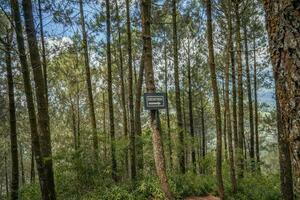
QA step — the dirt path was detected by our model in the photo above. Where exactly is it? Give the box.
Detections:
[184,195,220,200]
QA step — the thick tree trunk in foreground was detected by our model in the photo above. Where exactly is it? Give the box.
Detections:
[78,0,98,160]
[10,0,53,199]
[234,0,245,178]
[141,0,174,199]
[206,0,224,198]
[243,25,255,171]
[5,31,19,200]
[105,0,117,182]
[172,0,185,173]
[22,0,57,198]
[263,0,300,198]
[125,0,136,181]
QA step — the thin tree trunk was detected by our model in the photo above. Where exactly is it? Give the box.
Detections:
[5,154,9,199]
[253,37,260,172]
[141,0,174,199]
[37,0,48,104]
[229,2,238,152]
[164,41,173,169]
[222,75,228,161]
[263,0,300,198]
[200,95,206,159]
[30,144,35,183]
[115,0,129,178]
[225,22,237,192]
[172,0,185,173]
[206,0,224,198]
[20,143,25,185]
[105,0,117,182]
[71,103,78,150]
[10,0,51,198]
[135,52,145,174]
[5,31,19,200]
[78,0,98,160]
[125,0,136,181]
[234,0,244,178]
[103,93,107,160]
[187,39,196,172]
[243,24,255,171]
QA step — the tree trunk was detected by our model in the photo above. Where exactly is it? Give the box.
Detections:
[10,0,52,198]
[125,0,136,181]
[141,0,174,199]
[225,13,237,191]
[243,24,255,171]
[22,0,57,198]
[164,41,173,169]
[222,75,228,161]
[5,31,19,200]
[187,39,196,172]
[263,0,300,198]
[234,0,244,178]
[229,1,238,152]
[206,0,224,198]
[30,145,35,183]
[5,154,9,199]
[37,0,48,105]
[115,0,129,178]
[253,37,260,172]
[172,0,185,173]
[105,0,117,182]
[135,51,145,174]
[78,0,98,160]
[103,93,107,160]
[20,143,25,185]
[200,95,206,159]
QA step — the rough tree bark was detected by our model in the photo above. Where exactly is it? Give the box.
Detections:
[172,0,185,173]
[141,0,174,199]
[206,0,224,198]
[263,0,300,198]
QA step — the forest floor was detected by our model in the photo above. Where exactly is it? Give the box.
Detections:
[185,195,220,200]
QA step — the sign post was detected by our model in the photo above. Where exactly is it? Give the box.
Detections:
[144,93,167,110]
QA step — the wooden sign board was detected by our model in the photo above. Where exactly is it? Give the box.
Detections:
[144,93,167,110]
